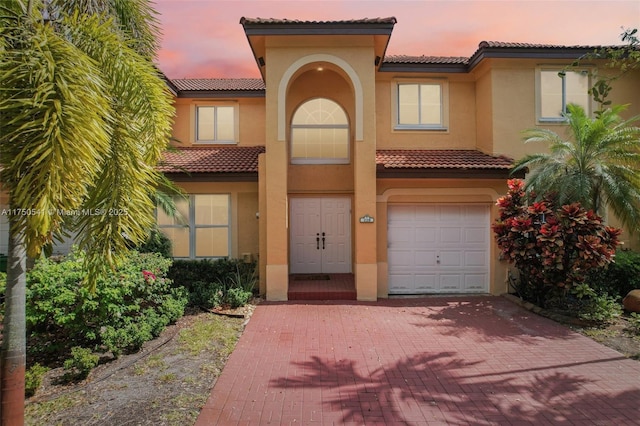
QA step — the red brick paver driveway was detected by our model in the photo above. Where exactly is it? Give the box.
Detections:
[196,297,640,425]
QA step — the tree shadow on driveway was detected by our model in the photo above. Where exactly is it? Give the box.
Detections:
[407,297,575,343]
[270,349,638,425]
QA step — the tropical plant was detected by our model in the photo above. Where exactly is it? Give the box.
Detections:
[0,0,173,421]
[569,27,640,113]
[512,103,640,235]
[493,179,621,307]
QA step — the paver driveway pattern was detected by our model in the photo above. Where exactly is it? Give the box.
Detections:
[196,296,640,425]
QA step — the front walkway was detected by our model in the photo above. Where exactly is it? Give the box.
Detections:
[196,297,640,425]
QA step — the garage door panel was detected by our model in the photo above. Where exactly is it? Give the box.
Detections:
[464,274,488,291]
[388,249,413,267]
[465,227,488,243]
[388,274,416,293]
[388,227,413,245]
[439,250,461,267]
[440,227,462,243]
[415,205,438,219]
[465,251,487,267]
[389,205,416,222]
[415,227,437,244]
[439,205,463,222]
[439,274,462,291]
[415,274,437,291]
[414,250,437,266]
[388,204,489,294]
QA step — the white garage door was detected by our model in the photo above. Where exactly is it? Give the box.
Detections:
[388,204,490,294]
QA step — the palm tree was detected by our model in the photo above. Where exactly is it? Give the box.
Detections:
[512,103,640,233]
[0,0,173,422]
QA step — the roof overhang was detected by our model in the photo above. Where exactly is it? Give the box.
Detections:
[175,90,264,99]
[240,17,397,78]
[162,172,259,182]
[376,166,521,180]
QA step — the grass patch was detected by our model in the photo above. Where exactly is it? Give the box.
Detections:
[26,394,85,426]
[581,327,619,340]
[178,313,241,357]
[158,373,177,383]
[134,354,167,375]
[163,393,208,426]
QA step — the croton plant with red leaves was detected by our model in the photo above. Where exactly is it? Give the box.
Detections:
[493,179,621,299]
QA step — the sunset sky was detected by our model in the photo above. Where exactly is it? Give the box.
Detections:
[155,0,640,79]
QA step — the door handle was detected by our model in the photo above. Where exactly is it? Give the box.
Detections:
[316,233,320,250]
[322,232,325,250]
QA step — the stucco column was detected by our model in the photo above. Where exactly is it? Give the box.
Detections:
[264,70,289,301]
[352,65,377,301]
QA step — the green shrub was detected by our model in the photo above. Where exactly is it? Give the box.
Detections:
[137,227,173,258]
[628,312,640,334]
[26,249,188,358]
[225,287,252,309]
[570,294,621,323]
[25,363,49,397]
[587,249,640,299]
[169,259,257,309]
[63,347,99,380]
[188,280,224,309]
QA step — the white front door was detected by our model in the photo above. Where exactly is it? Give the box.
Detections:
[387,204,490,294]
[290,197,351,274]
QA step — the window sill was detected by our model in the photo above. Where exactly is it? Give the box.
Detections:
[291,159,350,165]
[536,118,568,125]
[194,140,237,145]
[393,125,448,132]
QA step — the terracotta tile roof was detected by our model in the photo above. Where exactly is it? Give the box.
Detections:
[383,41,614,70]
[240,17,397,25]
[159,146,265,174]
[383,55,468,65]
[171,78,265,92]
[376,150,513,170]
[478,41,603,49]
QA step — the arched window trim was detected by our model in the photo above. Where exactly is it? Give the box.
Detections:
[290,98,350,165]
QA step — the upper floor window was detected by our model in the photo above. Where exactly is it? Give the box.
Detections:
[157,194,230,259]
[291,98,349,164]
[538,68,590,122]
[196,105,235,143]
[395,81,448,130]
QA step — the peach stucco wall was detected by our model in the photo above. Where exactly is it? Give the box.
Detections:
[172,97,265,147]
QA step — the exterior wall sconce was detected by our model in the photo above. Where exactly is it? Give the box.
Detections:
[359,214,374,223]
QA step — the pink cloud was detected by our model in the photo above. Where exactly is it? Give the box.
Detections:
[155,1,640,78]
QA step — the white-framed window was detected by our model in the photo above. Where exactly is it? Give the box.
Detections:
[290,98,350,164]
[537,68,591,122]
[195,105,236,143]
[157,194,230,258]
[394,80,448,130]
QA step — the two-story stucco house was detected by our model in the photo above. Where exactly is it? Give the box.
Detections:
[157,17,640,301]
[2,17,638,300]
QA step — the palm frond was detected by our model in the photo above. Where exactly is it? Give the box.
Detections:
[0,16,111,258]
[516,103,640,225]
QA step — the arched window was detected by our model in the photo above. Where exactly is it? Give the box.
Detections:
[291,98,349,164]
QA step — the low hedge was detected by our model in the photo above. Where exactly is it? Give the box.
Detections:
[26,249,188,359]
[169,258,257,309]
[588,249,640,300]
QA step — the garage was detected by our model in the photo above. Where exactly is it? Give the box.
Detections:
[387,204,490,294]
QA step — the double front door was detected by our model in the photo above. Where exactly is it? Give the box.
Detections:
[290,197,351,274]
